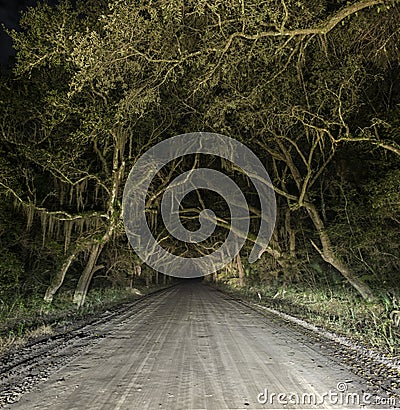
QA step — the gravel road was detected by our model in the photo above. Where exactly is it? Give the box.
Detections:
[1,281,398,409]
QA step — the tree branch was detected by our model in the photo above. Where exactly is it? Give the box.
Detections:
[229,0,384,40]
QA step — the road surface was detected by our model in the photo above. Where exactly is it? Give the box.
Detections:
[2,281,397,409]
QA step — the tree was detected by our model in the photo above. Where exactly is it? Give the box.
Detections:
[164,0,400,300]
[1,0,399,304]
[5,0,205,305]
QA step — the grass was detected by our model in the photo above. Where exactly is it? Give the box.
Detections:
[216,280,400,357]
[0,283,167,356]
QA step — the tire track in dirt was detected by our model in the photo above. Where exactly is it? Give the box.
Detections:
[3,282,398,409]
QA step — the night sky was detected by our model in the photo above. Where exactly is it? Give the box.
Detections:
[0,0,37,68]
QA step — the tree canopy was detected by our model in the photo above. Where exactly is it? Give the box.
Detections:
[0,0,399,305]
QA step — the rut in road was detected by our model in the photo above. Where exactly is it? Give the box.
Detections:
[5,281,392,409]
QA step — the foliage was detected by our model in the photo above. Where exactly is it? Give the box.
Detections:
[217,280,400,356]
[0,0,399,310]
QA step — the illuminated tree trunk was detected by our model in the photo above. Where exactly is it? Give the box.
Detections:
[285,208,296,258]
[73,243,104,308]
[44,251,78,302]
[306,203,376,302]
[236,253,245,287]
[274,139,376,302]
[72,138,124,307]
[213,271,218,283]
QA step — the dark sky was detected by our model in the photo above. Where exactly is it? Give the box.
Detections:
[0,0,37,68]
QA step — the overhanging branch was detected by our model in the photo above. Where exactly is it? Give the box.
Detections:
[229,0,384,40]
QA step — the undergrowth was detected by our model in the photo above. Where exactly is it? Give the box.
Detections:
[0,284,165,355]
[217,280,400,358]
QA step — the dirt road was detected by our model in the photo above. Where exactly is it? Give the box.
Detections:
[1,281,398,409]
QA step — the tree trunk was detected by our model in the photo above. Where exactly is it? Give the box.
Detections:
[44,251,77,302]
[275,140,376,302]
[285,208,296,258]
[306,204,376,302]
[237,253,245,287]
[73,243,104,308]
[213,270,218,283]
[72,135,125,307]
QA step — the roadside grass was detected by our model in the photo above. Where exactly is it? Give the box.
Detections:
[216,280,400,357]
[0,284,166,356]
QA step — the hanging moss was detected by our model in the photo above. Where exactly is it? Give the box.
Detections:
[25,203,35,231]
[40,211,48,246]
[48,213,55,239]
[76,179,88,211]
[64,220,73,252]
